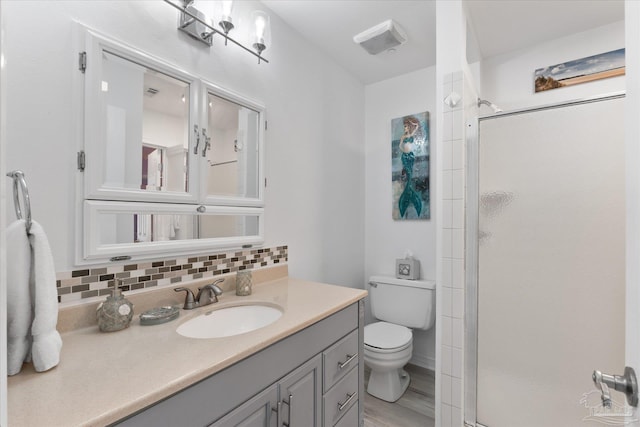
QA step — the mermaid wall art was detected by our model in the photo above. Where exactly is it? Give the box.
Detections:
[391,112,430,220]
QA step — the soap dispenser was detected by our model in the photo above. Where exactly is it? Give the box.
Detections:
[97,279,134,332]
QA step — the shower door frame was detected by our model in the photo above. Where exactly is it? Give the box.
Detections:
[463,92,627,427]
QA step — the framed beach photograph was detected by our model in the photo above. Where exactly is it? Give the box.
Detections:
[391,112,430,220]
[534,48,625,92]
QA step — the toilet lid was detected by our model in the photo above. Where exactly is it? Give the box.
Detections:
[364,322,412,350]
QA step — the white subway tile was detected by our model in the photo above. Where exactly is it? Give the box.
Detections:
[452,229,464,259]
[452,169,464,199]
[441,403,452,427]
[453,110,463,140]
[443,229,453,259]
[452,377,463,409]
[444,73,454,84]
[441,373,452,405]
[443,200,453,229]
[452,405,463,426]
[443,170,453,199]
[441,287,453,317]
[452,288,464,319]
[441,258,453,287]
[452,258,464,289]
[452,199,464,229]
[443,140,453,171]
[452,139,465,170]
[441,315,452,347]
[444,112,453,142]
[442,345,452,375]
[452,317,464,349]
[452,347,463,378]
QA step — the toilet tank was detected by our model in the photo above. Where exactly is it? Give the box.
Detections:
[369,276,436,330]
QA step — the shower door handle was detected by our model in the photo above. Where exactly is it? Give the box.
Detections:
[592,366,638,407]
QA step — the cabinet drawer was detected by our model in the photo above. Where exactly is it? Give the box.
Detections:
[323,366,358,426]
[323,329,359,392]
[333,402,358,427]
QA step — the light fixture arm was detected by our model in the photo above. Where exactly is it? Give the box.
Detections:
[164,0,269,63]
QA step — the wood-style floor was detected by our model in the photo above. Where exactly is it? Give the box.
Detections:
[363,364,435,427]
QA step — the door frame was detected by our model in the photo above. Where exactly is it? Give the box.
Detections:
[464,92,627,426]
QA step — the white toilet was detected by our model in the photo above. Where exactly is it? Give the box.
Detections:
[364,275,436,402]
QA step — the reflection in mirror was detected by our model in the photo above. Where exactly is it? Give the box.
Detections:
[206,93,260,199]
[102,51,190,193]
[97,212,260,245]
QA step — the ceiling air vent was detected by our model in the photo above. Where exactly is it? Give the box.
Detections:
[145,87,159,97]
[353,19,407,55]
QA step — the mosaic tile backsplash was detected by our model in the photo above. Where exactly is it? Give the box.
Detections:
[56,246,288,304]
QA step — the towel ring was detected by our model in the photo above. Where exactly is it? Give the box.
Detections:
[6,170,32,233]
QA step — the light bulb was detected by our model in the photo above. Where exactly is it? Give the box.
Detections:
[251,10,270,58]
[255,16,266,42]
[221,1,233,21]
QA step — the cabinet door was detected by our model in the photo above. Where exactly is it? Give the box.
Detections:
[209,385,277,427]
[277,354,322,427]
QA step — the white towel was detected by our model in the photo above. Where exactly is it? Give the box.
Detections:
[6,220,33,375]
[6,219,62,375]
[28,220,62,373]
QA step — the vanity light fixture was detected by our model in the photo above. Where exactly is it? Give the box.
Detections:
[218,1,234,45]
[164,0,269,64]
[251,10,270,64]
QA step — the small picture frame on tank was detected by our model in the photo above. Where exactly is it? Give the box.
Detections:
[396,258,419,280]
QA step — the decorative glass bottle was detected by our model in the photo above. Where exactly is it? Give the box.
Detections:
[96,279,134,332]
[236,270,253,296]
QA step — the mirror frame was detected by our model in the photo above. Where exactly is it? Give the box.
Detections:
[83,28,200,204]
[200,79,266,207]
[84,200,264,261]
[77,26,266,264]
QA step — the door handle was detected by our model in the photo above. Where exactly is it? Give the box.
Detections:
[592,366,638,407]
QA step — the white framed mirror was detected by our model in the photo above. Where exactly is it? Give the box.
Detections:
[79,27,265,263]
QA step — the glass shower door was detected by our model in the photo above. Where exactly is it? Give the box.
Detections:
[476,96,625,426]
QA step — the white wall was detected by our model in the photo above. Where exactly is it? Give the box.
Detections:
[3,1,365,287]
[477,20,625,111]
[364,66,437,368]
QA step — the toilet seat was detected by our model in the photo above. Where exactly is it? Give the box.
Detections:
[364,322,412,350]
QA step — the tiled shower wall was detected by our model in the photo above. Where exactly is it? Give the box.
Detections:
[440,71,466,426]
[56,246,288,304]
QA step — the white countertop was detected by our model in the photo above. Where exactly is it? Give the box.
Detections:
[8,276,367,427]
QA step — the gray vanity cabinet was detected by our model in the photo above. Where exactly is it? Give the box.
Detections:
[209,385,278,427]
[210,355,322,427]
[277,354,322,426]
[114,301,364,427]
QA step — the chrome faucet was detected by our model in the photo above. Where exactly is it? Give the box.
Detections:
[174,279,224,310]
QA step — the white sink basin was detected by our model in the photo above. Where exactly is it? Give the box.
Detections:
[176,304,283,339]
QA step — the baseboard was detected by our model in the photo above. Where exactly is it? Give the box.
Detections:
[410,353,435,371]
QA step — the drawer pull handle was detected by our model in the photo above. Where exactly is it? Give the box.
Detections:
[283,394,292,427]
[274,401,283,426]
[337,392,356,412]
[338,353,357,370]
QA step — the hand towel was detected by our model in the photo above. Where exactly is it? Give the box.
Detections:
[28,220,62,372]
[6,220,33,375]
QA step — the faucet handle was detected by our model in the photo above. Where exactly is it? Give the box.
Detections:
[174,287,196,310]
[197,279,224,305]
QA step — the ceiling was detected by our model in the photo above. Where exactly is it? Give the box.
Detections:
[262,0,624,85]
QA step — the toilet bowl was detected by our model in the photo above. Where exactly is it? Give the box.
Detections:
[364,321,413,402]
[364,276,436,402]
